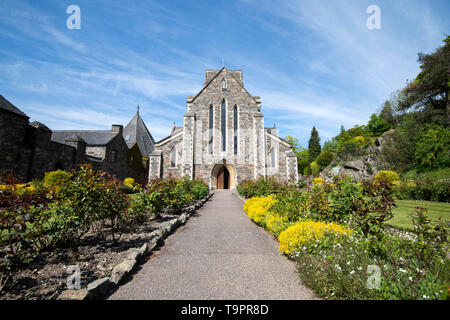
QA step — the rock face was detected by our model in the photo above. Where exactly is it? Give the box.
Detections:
[320,130,394,181]
[57,289,89,300]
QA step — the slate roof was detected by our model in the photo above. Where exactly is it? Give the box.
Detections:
[0,95,29,118]
[123,110,155,156]
[51,130,117,146]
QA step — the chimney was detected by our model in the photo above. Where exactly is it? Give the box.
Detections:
[112,124,123,134]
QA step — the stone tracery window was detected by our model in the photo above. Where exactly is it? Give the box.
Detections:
[209,105,213,154]
[171,147,176,167]
[221,99,226,152]
[233,105,238,155]
[270,147,275,168]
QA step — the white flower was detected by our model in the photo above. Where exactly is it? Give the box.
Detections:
[399,268,407,273]
[409,277,413,281]
[350,270,355,275]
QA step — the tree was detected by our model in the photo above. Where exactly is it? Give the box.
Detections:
[283,135,301,153]
[379,100,396,127]
[398,35,450,126]
[323,139,338,154]
[297,148,309,174]
[414,124,450,170]
[367,113,391,137]
[317,150,334,168]
[308,126,321,163]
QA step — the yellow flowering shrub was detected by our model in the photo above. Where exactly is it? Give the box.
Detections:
[0,184,36,194]
[265,213,290,236]
[124,177,136,188]
[374,170,400,185]
[313,178,325,185]
[278,220,354,256]
[0,184,14,192]
[243,196,276,224]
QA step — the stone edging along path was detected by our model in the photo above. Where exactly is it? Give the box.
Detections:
[57,192,214,300]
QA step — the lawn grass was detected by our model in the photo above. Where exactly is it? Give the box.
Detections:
[389,199,450,231]
[402,167,450,180]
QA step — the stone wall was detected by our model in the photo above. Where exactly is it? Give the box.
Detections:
[0,108,147,182]
[26,122,78,179]
[0,110,30,179]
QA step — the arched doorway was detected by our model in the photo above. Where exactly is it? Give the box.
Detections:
[217,166,230,189]
[210,162,237,190]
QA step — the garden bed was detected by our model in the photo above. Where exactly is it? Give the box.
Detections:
[0,196,209,300]
[1,214,167,300]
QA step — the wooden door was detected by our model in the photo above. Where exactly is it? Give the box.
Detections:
[217,167,230,189]
[217,167,225,189]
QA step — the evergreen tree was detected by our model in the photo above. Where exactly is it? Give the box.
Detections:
[308,126,321,163]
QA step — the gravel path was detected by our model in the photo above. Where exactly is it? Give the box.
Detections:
[109,190,316,300]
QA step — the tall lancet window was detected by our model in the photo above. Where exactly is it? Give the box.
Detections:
[233,105,238,154]
[171,147,176,167]
[209,106,214,154]
[222,78,227,90]
[270,147,275,168]
[221,99,226,152]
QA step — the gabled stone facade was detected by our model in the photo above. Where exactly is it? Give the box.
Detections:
[0,95,148,182]
[149,67,299,189]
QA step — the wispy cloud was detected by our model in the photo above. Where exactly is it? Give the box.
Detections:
[0,0,449,145]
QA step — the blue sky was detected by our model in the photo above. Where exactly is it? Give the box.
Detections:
[1,0,449,147]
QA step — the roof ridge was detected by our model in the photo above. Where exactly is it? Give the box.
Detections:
[0,95,29,118]
[189,67,258,105]
[189,67,226,103]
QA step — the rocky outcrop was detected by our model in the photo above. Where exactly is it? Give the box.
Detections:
[320,130,394,181]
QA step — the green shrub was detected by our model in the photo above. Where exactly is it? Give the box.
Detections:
[39,165,129,246]
[237,176,286,198]
[310,161,320,176]
[270,187,308,222]
[415,125,450,170]
[43,170,72,191]
[192,181,208,199]
[143,177,209,215]
[394,178,449,202]
[316,150,334,168]
[327,176,365,224]
[126,193,152,223]
[431,179,450,202]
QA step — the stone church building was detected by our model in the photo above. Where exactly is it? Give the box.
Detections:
[0,95,152,183]
[149,67,299,189]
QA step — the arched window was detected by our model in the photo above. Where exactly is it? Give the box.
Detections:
[233,105,238,154]
[270,147,275,168]
[221,99,226,152]
[171,147,176,167]
[209,106,213,154]
[222,78,227,90]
